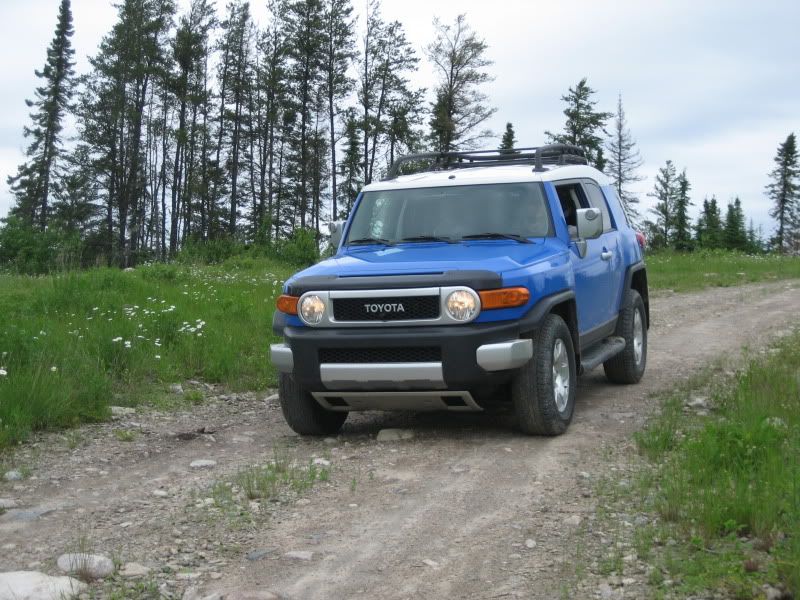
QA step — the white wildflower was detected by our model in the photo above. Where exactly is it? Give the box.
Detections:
[0,368,7,377]
[155,355,161,360]
[112,337,123,343]
[51,366,58,372]
[124,341,132,349]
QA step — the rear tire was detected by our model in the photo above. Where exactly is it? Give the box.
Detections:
[278,373,347,435]
[603,289,647,384]
[511,314,577,436]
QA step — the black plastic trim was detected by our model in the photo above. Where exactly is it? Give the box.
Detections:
[579,316,618,352]
[517,290,575,335]
[286,270,503,296]
[623,261,649,328]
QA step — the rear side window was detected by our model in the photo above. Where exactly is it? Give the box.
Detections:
[583,181,615,232]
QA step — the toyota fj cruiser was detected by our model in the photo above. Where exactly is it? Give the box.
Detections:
[271,144,649,436]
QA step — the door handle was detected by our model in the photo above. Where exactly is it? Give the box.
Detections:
[601,251,613,261]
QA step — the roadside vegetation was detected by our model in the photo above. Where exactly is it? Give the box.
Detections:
[2,249,800,449]
[0,256,295,448]
[646,249,800,292]
[629,328,800,597]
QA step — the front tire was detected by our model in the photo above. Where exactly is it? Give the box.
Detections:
[278,373,347,435]
[511,314,577,435]
[603,289,647,384]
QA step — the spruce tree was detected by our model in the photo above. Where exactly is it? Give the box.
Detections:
[646,160,677,249]
[7,0,76,231]
[673,169,692,250]
[723,197,747,251]
[745,219,763,253]
[604,94,643,223]
[358,1,420,184]
[427,14,495,153]
[766,133,799,252]
[285,0,325,229]
[545,78,611,170]
[499,123,516,151]
[337,110,362,217]
[321,0,355,222]
[695,196,723,249]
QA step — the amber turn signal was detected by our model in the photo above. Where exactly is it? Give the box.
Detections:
[276,294,299,315]
[479,287,530,310]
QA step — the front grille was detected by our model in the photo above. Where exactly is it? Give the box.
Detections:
[332,296,440,321]
[319,347,441,364]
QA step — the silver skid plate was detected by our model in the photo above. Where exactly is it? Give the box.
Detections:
[311,390,482,412]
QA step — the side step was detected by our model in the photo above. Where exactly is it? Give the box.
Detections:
[580,336,625,373]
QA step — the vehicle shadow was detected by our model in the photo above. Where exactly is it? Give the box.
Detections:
[322,370,623,441]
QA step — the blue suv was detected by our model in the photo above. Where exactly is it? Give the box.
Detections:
[271,145,649,436]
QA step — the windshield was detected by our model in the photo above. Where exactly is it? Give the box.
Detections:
[345,182,552,245]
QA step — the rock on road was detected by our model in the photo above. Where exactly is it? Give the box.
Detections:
[0,280,798,600]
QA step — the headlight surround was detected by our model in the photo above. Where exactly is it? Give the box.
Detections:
[299,294,326,325]
[445,289,479,322]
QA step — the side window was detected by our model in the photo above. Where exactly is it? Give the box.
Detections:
[583,181,614,232]
[554,183,588,239]
[603,186,630,227]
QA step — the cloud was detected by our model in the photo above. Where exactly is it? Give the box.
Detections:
[1,0,797,237]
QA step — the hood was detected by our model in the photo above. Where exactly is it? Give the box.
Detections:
[291,239,561,281]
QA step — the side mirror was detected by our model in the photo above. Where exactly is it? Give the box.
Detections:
[329,220,346,248]
[576,208,602,240]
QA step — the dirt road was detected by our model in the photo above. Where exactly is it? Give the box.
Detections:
[1,280,799,599]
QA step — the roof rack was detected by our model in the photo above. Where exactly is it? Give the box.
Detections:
[384,144,589,180]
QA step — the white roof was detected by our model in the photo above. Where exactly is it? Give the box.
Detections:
[364,163,611,192]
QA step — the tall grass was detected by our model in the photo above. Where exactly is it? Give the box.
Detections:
[646,249,800,292]
[0,258,295,447]
[635,329,800,595]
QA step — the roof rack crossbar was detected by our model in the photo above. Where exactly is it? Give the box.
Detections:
[385,144,588,179]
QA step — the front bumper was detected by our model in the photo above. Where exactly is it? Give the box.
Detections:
[269,320,533,392]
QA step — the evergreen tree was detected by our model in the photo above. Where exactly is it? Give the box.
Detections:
[695,196,723,249]
[766,133,799,253]
[285,0,325,229]
[256,0,291,241]
[321,0,355,222]
[79,0,176,265]
[645,160,677,249]
[427,14,495,153]
[337,109,362,218]
[7,0,76,230]
[745,219,763,253]
[723,197,747,251]
[358,1,420,184]
[499,122,516,151]
[673,169,692,250]
[604,94,643,223]
[545,78,611,170]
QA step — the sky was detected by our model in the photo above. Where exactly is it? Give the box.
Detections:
[0,0,797,236]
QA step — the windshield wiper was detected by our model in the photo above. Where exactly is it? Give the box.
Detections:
[347,237,395,246]
[399,235,454,243]
[459,232,533,244]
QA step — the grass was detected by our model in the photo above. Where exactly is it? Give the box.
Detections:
[113,429,137,442]
[0,256,295,448]
[631,328,800,597]
[646,249,800,292]
[1,249,798,449]
[202,448,330,521]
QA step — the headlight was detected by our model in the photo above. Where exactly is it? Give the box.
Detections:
[445,290,479,321]
[299,295,326,325]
